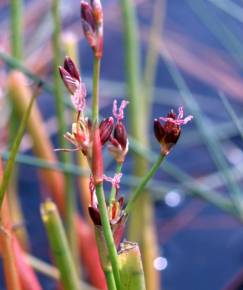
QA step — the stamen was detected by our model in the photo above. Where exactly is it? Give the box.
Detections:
[103,173,122,190]
[112,100,129,121]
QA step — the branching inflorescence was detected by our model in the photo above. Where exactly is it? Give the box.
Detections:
[57,0,193,289]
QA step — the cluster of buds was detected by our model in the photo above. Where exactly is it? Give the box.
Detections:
[80,0,103,58]
[58,57,129,168]
[58,57,114,159]
[154,106,193,155]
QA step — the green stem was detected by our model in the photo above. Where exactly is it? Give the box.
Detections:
[41,200,80,290]
[10,0,23,59]
[90,39,119,289]
[109,163,123,205]
[0,85,40,209]
[105,270,116,290]
[92,57,101,123]
[51,0,79,272]
[95,183,120,290]
[125,154,165,214]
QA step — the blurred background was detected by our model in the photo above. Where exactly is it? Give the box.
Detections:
[1,0,243,290]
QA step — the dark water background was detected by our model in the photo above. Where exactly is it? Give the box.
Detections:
[1,0,243,289]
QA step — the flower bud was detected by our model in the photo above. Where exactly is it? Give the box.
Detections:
[80,1,96,31]
[63,56,80,82]
[154,107,193,155]
[99,117,114,145]
[114,122,127,150]
[80,0,103,58]
[59,66,78,95]
[88,206,101,225]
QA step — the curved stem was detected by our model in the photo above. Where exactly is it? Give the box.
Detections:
[125,154,165,214]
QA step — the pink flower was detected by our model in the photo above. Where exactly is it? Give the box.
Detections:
[154,106,193,155]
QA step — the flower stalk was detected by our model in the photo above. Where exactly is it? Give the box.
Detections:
[80,1,122,287]
[125,153,165,215]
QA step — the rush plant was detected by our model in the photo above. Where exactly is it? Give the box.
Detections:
[56,1,193,289]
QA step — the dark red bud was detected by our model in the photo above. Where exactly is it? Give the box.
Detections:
[59,67,77,95]
[88,206,101,225]
[109,136,120,148]
[63,56,80,82]
[99,117,114,145]
[153,119,165,143]
[80,1,96,31]
[154,118,181,155]
[114,122,127,150]
[164,128,180,147]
